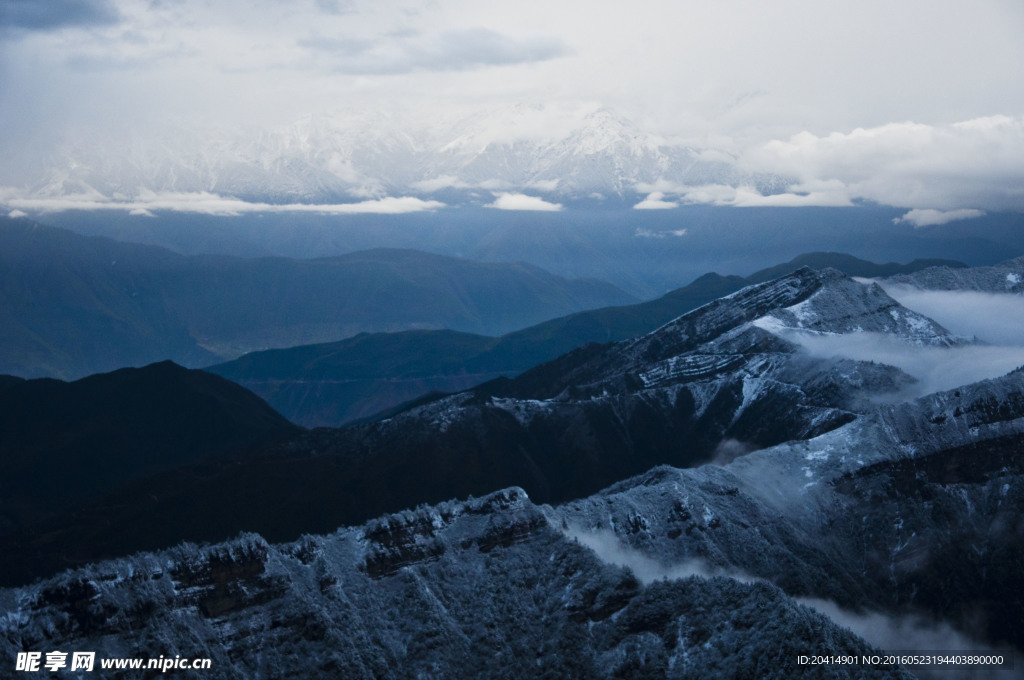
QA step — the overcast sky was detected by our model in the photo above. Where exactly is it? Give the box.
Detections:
[1,0,1023,213]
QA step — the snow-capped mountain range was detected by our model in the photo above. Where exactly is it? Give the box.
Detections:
[16,106,788,204]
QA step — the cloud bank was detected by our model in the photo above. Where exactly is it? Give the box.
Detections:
[632,115,1024,213]
[740,115,1024,211]
[301,27,570,75]
[486,192,563,211]
[877,286,1024,346]
[1,191,445,216]
[633,192,678,210]
[782,330,1024,400]
[893,208,986,227]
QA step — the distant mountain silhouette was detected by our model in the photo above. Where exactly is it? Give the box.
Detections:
[0,217,635,379]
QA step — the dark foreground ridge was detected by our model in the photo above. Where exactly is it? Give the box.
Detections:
[0,488,912,680]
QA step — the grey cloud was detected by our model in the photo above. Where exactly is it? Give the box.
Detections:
[428,28,567,68]
[562,526,759,585]
[314,0,354,14]
[0,0,119,33]
[302,27,569,75]
[297,35,376,58]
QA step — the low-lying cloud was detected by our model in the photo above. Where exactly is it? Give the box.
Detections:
[633,180,854,209]
[798,598,1021,680]
[877,286,1024,346]
[0,191,445,216]
[633,192,678,210]
[486,192,563,211]
[781,330,1024,400]
[563,526,758,585]
[893,208,986,228]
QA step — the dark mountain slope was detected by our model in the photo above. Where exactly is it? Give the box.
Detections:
[212,252,957,427]
[161,247,635,355]
[745,251,964,283]
[0,361,300,536]
[0,219,213,379]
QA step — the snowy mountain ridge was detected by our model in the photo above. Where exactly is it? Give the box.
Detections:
[13,106,788,205]
[883,255,1024,294]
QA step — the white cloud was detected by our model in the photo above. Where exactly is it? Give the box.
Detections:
[128,207,155,217]
[633,191,678,210]
[679,184,738,206]
[877,286,1024,346]
[634,179,689,195]
[486,192,562,211]
[563,526,759,585]
[783,330,1024,400]
[6,209,27,218]
[300,27,570,75]
[892,208,986,228]
[633,180,853,209]
[1,190,445,216]
[476,179,512,191]
[740,116,1024,211]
